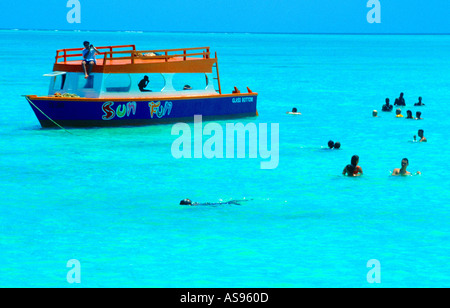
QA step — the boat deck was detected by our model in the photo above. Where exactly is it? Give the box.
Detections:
[53,45,218,74]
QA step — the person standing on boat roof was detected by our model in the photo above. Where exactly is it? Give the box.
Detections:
[82,41,100,79]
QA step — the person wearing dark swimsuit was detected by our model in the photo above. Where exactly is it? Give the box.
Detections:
[343,155,363,177]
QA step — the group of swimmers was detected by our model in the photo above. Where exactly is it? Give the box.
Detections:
[342,92,426,177]
[342,155,421,177]
[376,93,424,119]
[376,92,427,142]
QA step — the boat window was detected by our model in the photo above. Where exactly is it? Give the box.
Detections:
[78,75,95,89]
[137,73,164,92]
[172,73,208,91]
[105,74,131,92]
[53,74,66,90]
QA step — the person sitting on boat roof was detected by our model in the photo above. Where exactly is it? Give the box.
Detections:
[138,75,152,92]
[82,41,100,79]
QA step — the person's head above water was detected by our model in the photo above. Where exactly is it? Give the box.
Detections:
[351,155,359,166]
[400,92,404,98]
[385,98,390,105]
[292,107,298,113]
[416,111,422,119]
[180,198,192,205]
[396,108,402,115]
[334,142,341,149]
[373,110,378,117]
[401,158,409,167]
[328,140,334,149]
[418,129,424,137]
[406,110,413,118]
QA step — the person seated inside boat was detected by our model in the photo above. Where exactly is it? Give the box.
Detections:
[138,75,152,92]
[286,107,301,115]
[414,97,425,106]
[82,41,100,79]
[183,85,192,90]
[382,98,393,112]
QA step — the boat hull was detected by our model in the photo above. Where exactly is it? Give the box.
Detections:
[26,94,258,128]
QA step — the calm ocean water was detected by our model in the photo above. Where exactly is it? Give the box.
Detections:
[0,30,449,287]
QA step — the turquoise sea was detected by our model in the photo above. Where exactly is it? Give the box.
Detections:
[0,30,449,287]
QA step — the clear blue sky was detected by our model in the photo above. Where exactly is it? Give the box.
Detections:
[1,0,449,33]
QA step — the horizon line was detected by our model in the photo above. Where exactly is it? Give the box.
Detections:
[2,28,450,36]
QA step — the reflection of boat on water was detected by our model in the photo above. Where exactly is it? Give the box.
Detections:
[25,45,258,127]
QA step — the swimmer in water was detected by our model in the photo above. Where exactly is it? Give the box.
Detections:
[287,107,301,115]
[414,97,425,106]
[415,111,422,120]
[406,110,414,119]
[418,129,427,142]
[372,110,378,117]
[180,198,248,206]
[334,142,341,149]
[343,155,363,177]
[328,140,335,149]
[395,108,403,118]
[382,98,393,112]
[392,158,421,176]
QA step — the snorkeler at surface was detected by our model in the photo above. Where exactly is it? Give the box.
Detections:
[343,155,363,177]
[391,158,421,176]
[180,199,248,206]
[287,107,301,115]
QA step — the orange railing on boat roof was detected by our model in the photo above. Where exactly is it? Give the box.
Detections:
[55,45,136,63]
[55,45,212,65]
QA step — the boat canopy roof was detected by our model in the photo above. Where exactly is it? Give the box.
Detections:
[53,45,218,74]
